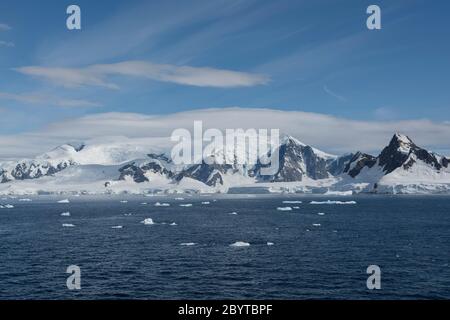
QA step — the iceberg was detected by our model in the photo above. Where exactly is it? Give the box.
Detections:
[60,212,71,216]
[277,207,292,211]
[310,200,356,205]
[62,223,75,227]
[141,218,155,225]
[57,199,70,203]
[180,242,196,246]
[282,200,302,204]
[111,225,123,229]
[230,241,250,247]
[179,204,193,207]
[155,202,170,207]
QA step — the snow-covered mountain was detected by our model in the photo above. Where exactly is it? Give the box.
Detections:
[0,133,449,195]
[338,133,450,194]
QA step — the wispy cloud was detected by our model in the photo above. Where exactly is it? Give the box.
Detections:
[0,91,101,108]
[0,23,11,31]
[323,85,347,102]
[0,107,449,159]
[0,41,14,47]
[15,61,269,89]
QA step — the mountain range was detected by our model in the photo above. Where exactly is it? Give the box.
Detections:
[0,133,449,195]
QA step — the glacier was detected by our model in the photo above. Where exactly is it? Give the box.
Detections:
[0,133,449,195]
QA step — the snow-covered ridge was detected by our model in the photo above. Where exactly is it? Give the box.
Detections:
[0,133,449,195]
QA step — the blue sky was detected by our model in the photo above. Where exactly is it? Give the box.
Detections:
[0,0,449,137]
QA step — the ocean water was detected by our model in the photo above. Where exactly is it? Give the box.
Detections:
[0,195,449,300]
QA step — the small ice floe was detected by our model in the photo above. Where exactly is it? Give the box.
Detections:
[120,200,128,203]
[111,225,123,229]
[141,218,155,225]
[230,241,250,247]
[228,211,238,215]
[267,242,274,246]
[179,204,192,207]
[282,200,302,204]
[175,197,185,200]
[57,199,70,204]
[293,206,300,209]
[62,223,75,227]
[333,230,338,233]
[170,222,177,226]
[317,212,326,216]
[141,202,147,205]
[124,213,132,216]
[19,198,32,202]
[60,212,71,217]
[277,207,292,211]
[310,200,356,205]
[312,223,321,227]
[306,229,310,232]
[4,204,14,209]
[180,242,196,246]
[201,201,210,205]
[155,202,170,207]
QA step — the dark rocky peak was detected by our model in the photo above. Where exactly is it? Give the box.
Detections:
[147,153,172,163]
[379,133,442,173]
[344,152,377,178]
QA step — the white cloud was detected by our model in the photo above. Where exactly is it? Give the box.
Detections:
[0,41,14,47]
[0,23,11,31]
[15,61,269,89]
[0,107,449,159]
[0,92,101,108]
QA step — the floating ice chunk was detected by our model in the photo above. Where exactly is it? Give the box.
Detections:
[293,206,300,209]
[4,204,14,209]
[141,202,147,205]
[120,200,128,203]
[201,201,210,205]
[60,212,71,217]
[124,213,132,216]
[282,200,302,204]
[324,190,353,196]
[141,218,155,225]
[312,223,321,227]
[228,212,238,215]
[277,207,292,211]
[62,223,75,227]
[111,226,123,229]
[180,242,196,246]
[317,212,325,216]
[19,198,32,202]
[267,242,274,246]
[179,204,192,207]
[170,222,177,226]
[175,197,185,200]
[230,241,250,247]
[155,202,170,207]
[57,199,70,204]
[310,200,356,205]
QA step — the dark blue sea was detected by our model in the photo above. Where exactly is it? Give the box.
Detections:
[0,195,449,300]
